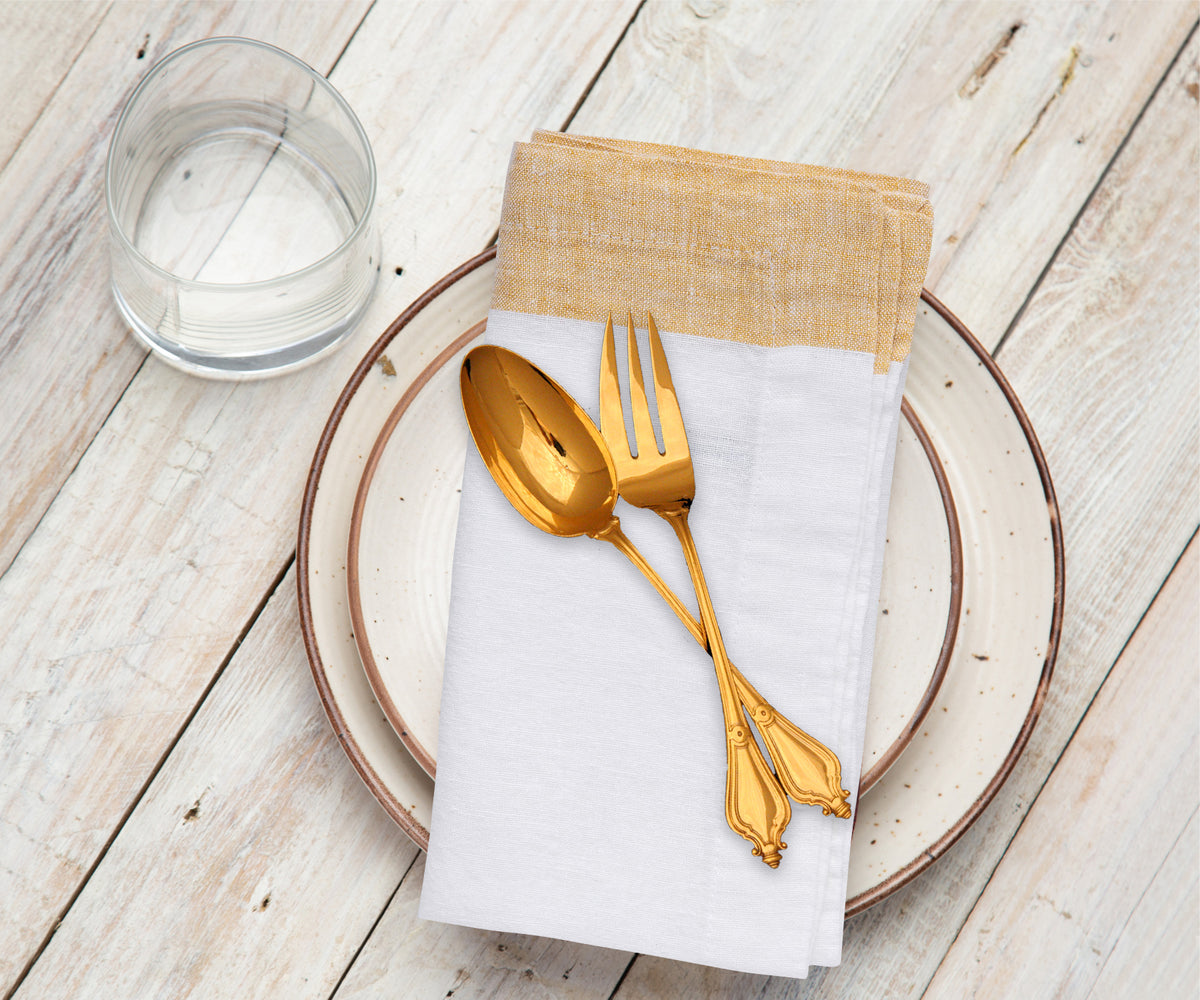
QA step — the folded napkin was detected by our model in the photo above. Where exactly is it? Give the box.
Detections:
[420,132,932,978]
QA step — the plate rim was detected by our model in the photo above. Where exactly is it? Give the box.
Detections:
[297,249,497,845]
[866,396,963,788]
[297,246,1064,914]
[843,289,1064,916]
[345,318,487,780]
[344,329,963,793]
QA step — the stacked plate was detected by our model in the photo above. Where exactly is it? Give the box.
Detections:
[298,248,1063,914]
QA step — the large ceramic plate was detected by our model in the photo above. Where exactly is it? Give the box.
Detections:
[298,247,1063,913]
[346,328,961,791]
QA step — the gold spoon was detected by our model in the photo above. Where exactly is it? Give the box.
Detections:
[461,343,793,866]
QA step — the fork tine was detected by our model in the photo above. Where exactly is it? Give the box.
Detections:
[647,313,690,456]
[599,312,631,458]
[625,311,660,457]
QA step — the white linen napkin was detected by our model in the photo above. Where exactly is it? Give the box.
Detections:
[420,133,932,978]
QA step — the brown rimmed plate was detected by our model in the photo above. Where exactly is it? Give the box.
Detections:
[297,247,1063,913]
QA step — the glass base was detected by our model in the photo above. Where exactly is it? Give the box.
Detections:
[113,268,378,380]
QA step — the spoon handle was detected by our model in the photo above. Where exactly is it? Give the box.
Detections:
[596,517,851,820]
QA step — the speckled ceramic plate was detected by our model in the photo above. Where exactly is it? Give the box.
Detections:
[298,247,1063,913]
[346,323,960,793]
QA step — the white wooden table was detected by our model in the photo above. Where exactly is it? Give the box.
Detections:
[2,3,1197,997]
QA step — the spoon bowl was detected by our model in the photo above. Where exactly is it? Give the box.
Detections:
[460,345,618,538]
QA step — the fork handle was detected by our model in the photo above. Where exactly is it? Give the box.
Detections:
[594,517,791,867]
[666,512,851,820]
[598,514,852,820]
[661,509,793,867]
[660,510,740,727]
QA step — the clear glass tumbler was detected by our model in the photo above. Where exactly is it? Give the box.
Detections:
[105,37,379,378]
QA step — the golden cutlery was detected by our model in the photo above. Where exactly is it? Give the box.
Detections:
[601,312,851,821]
[460,344,792,865]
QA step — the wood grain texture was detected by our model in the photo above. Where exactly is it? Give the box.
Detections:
[0,1,374,984]
[0,2,638,994]
[0,0,372,578]
[0,0,110,173]
[1089,810,1199,1000]
[571,0,1197,348]
[922,538,1198,999]
[11,571,422,1000]
[2,1,1196,997]
[611,21,1200,1000]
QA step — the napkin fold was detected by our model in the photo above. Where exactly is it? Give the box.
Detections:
[420,133,932,978]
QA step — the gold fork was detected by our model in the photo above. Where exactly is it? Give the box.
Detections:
[601,312,852,838]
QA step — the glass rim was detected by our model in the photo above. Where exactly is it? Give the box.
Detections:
[104,35,378,292]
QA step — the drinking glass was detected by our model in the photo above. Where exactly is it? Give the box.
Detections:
[105,37,379,378]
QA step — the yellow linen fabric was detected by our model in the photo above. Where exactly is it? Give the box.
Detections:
[491,132,932,372]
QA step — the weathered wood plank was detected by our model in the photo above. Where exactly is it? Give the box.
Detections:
[611,17,1199,1000]
[1089,810,1199,1000]
[11,571,423,1000]
[0,2,639,995]
[922,538,1198,999]
[0,0,371,577]
[0,0,110,173]
[0,0,374,984]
